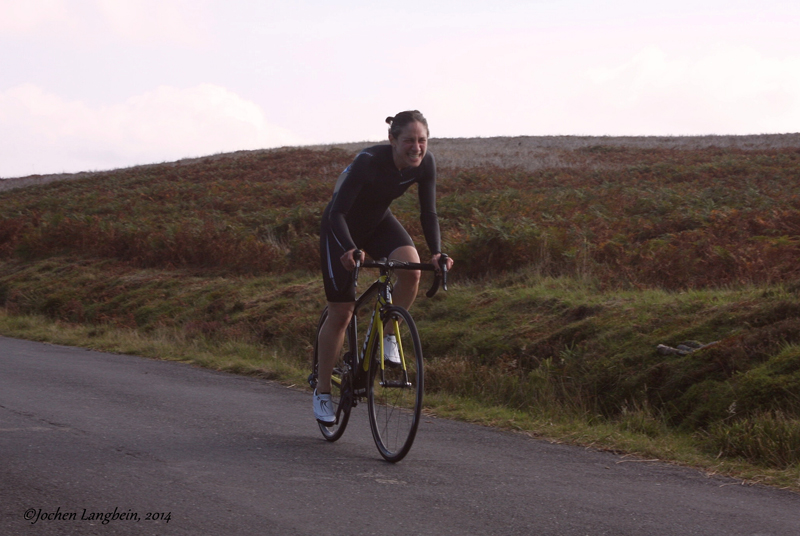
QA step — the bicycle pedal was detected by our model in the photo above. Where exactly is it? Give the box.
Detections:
[318,418,336,428]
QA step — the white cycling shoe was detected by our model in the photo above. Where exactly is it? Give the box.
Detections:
[313,390,335,426]
[383,334,401,367]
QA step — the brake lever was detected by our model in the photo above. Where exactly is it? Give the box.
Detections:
[425,253,450,298]
[439,253,449,292]
[353,250,362,288]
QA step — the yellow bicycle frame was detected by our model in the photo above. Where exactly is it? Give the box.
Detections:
[361,273,407,376]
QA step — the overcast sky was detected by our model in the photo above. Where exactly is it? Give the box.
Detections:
[1,0,798,178]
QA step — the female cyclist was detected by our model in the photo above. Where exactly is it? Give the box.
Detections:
[314,110,453,424]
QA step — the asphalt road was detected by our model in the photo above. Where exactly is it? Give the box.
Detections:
[1,336,798,536]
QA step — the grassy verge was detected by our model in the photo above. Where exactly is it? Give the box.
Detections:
[2,258,798,492]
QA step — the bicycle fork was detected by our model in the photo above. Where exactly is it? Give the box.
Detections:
[347,276,411,394]
[371,279,412,388]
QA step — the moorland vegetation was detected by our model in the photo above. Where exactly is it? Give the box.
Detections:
[1,134,799,489]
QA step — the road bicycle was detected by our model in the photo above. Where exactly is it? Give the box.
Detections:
[308,252,448,462]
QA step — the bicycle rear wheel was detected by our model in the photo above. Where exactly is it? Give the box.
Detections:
[367,305,424,462]
[311,307,352,441]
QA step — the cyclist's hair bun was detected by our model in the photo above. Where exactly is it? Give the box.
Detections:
[387,110,429,139]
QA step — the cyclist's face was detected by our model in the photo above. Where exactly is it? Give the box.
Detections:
[390,121,428,170]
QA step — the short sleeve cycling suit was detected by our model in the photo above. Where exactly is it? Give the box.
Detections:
[319,144,441,302]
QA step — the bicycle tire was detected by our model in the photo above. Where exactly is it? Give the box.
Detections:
[312,307,352,441]
[367,305,424,462]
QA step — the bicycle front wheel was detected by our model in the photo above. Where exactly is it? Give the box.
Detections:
[312,307,352,442]
[367,305,424,462]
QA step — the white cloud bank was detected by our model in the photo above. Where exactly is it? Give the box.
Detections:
[0,84,304,178]
[581,44,800,135]
[0,0,72,33]
[93,0,210,46]
[0,0,210,46]
[417,39,800,138]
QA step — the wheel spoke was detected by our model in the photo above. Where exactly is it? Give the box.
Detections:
[368,306,423,462]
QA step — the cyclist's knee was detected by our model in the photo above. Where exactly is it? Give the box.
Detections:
[326,302,354,330]
[389,245,419,263]
[390,246,421,287]
[397,268,421,287]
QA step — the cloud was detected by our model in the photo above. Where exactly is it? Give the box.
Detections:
[0,84,304,178]
[411,35,800,138]
[0,0,210,46]
[93,0,210,46]
[582,44,800,134]
[0,0,72,33]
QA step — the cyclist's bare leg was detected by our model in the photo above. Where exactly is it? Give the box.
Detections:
[316,301,355,393]
[385,245,421,335]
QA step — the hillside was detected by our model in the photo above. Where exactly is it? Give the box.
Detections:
[1,135,799,487]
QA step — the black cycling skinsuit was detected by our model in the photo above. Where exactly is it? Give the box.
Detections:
[319,144,441,302]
